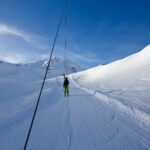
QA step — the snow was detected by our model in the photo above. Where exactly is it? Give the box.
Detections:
[0,46,150,150]
[71,45,150,114]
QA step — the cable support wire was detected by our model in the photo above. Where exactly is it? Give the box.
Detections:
[23,1,68,150]
[64,2,68,75]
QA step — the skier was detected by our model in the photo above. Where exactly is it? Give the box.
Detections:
[63,77,69,96]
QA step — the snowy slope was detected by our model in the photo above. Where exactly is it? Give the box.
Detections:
[0,57,84,100]
[71,45,150,114]
[0,46,150,150]
[0,57,84,80]
[0,57,85,140]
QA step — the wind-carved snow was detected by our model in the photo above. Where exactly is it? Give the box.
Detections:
[0,46,150,150]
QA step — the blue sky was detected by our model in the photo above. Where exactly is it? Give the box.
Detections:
[0,0,150,68]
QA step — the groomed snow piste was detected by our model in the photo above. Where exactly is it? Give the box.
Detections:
[0,46,150,150]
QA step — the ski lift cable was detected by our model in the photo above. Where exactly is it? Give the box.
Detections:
[64,4,68,75]
[23,1,68,150]
[64,0,69,76]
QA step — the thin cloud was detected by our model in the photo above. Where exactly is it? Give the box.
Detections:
[0,47,44,64]
[0,24,49,50]
[0,50,28,64]
[3,55,27,64]
[69,52,100,63]
[54,43,101,66]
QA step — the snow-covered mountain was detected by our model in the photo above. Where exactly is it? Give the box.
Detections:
[71,45,150,114]
[0,46,150,150]
[0,57,85,80]
[0,57,85,100]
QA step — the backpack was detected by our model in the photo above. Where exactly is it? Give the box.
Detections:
[64,78,69,86]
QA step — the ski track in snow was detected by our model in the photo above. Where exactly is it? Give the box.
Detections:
[65,98,72,150]
[69,75,150,128]
[1,46,150,149]
[0,77,150,149]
